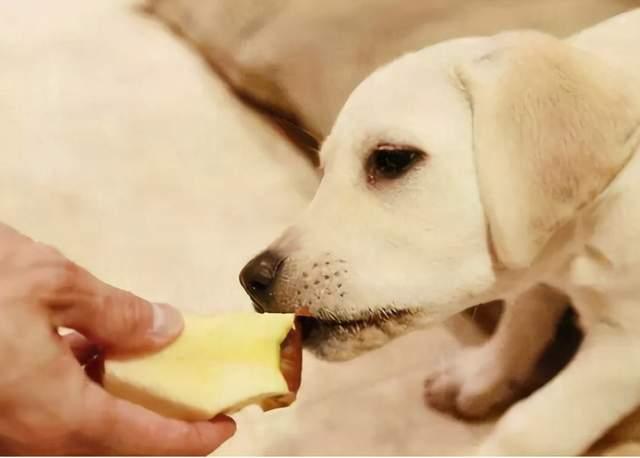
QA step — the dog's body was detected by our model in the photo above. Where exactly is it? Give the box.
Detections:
[240,9,640,455]
[427,12,640,453]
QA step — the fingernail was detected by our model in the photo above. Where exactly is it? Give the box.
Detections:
[150,302,184,338]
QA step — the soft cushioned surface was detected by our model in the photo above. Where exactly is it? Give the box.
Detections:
[147,0,640,147]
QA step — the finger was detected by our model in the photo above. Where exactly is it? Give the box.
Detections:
[82,381,236,455]
[61,332,99,364]
[47,263,184,356]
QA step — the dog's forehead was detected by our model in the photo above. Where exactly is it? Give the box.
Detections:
[320,37,492,164]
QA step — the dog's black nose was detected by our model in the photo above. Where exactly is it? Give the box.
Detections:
[239,250,285,313]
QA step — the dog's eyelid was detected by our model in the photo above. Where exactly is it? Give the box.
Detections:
[373,143,430,161]
[375,143,424,152]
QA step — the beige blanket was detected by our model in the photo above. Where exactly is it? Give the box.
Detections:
[148,0,640,156]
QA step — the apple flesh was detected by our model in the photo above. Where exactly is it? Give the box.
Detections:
[102,312,302,421]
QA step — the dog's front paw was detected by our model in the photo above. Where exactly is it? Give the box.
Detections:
[424,345,529,420]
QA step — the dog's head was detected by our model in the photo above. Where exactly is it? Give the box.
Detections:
[240,31,640,361]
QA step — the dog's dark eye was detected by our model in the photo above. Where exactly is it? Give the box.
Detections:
[366,145,425,184]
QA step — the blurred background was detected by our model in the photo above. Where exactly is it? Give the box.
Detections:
[1,0,638,454]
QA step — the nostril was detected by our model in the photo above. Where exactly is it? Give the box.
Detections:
[249,279,270,292]
[239,250,286,312]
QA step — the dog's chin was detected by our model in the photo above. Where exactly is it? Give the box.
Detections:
[296,309,428,362]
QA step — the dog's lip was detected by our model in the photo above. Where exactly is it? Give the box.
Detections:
[294,307,418,347]
[294,307,415,327]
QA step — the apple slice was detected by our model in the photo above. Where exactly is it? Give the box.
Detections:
[101,312,302,421]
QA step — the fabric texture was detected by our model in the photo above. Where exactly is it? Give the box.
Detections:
[147,0,640,158]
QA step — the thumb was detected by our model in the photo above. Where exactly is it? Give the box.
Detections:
[47,264,184,355]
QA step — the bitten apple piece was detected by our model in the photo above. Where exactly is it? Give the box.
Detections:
[102,312,301,421]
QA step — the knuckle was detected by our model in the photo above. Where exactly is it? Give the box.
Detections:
[1,238,85,308]
[23,256,79,300]
[58,258,80,285]
[44,259,79,295]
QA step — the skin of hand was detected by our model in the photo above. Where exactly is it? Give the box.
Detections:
[0,223,236,455]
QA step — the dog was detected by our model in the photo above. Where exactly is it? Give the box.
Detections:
[240,10,640,455]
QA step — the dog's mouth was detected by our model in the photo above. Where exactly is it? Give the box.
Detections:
[288,306,421,361]
[295,308,414,339]
[248,299,423,361]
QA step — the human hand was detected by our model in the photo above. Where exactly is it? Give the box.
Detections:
[0,223,236,455]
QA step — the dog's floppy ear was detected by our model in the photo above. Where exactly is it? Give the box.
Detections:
[457,31,640,270]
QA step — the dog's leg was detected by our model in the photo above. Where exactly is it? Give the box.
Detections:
[424,285,567,419]
[477,322,640,455]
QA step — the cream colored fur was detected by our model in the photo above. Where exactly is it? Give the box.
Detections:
[426,6,640,433]
[253,9,640,455]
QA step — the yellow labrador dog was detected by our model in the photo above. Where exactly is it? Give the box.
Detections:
[240,10,640,455]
